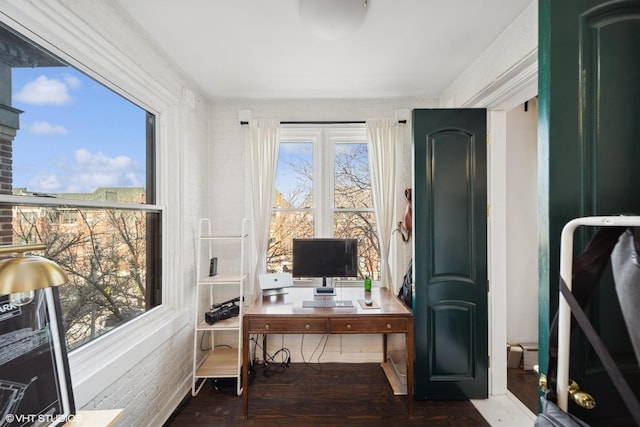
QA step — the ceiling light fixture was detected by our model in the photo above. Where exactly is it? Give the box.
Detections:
[299,0,368,41]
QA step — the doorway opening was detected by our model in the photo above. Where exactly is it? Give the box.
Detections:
[504,96,539,413]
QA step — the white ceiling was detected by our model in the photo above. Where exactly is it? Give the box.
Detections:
[114,0,532,100]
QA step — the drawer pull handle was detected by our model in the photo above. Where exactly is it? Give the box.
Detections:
[264,324,270,330]
[387,324,392,329]
[305,324,311,330]
[346,324,352,330]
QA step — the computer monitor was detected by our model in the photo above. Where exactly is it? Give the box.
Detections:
[292,238,358,295]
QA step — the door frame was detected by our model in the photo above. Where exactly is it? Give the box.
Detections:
[458,49,538,397]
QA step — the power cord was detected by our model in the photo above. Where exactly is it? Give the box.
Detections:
[273,333,330,385]
[248,333,331,386]
[300,333,329,373]
[250,335,291,381]
[199,331,211,351]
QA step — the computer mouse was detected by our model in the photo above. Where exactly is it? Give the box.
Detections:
[365,299,372,306]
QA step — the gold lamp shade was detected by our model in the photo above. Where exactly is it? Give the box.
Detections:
[0,244,68,295]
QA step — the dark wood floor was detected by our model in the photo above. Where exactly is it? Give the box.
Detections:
[507,367,539,414]
[165,363,490,426]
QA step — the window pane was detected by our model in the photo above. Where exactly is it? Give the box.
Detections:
[334,211,379,280]
[267,210,313,273]
[10,69,147,198]
[334,143,372,209]
[10,204,161,350]
[268,129,380,281]
[0,24,160,350]
[269,140,314,274]
[274,142,313,209]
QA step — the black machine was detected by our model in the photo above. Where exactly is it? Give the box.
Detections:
[205,296,242,325]
[292,238,358,295]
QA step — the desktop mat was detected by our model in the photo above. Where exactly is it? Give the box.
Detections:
[357,299,380,309]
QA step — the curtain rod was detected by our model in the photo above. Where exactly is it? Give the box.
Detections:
[240,120,406,125]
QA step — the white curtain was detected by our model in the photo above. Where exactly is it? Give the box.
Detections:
[248,119,280,296]
[366,119,399,292]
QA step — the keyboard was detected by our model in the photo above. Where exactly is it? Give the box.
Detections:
[302,300,354,308]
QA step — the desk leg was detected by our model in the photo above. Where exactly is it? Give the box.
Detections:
[406,320,414,416]
[242,320,249,419]
[382,333,388,363]
[262,334,267,362]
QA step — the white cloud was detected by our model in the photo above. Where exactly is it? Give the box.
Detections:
[25,149,143,194]
[73,149,135,171]
[63,74,82,89]
[67,149,142,191]
[28,172,62,192]
[28,121,69,135]
[14,75,74,106]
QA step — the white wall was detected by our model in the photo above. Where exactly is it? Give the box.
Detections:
[506,98,538,344]
[440,1,538,110]
[0,1,210,425]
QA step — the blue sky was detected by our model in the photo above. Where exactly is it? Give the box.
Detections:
[275,142,312,207]
[275,139,369,208]
[11,67,146,194]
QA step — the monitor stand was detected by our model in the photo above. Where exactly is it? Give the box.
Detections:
[314,276,336,296]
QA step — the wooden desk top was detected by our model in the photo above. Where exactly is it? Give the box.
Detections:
[244,286,412,318]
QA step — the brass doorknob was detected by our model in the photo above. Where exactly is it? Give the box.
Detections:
[535,371,595,409]
[572,391,596,409]
[568,380,596,409]
[538,372,547,392]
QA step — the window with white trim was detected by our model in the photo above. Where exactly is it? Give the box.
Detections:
[267,125,380,281]
[0,23,161,351]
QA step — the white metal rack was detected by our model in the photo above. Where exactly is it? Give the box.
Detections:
[191,218,249,397]
[557,215,640,411]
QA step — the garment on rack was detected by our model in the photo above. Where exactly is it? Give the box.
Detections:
[548,226,626,361]
[545,224,640,426]
[610,228,640,366]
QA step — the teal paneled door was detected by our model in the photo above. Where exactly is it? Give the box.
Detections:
[413,109,487,399]
[539,0,640,424]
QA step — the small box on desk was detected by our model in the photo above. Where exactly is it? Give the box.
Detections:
[518,343,538,371]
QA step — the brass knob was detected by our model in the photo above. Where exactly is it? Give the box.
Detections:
[538,373,547,392]
[305,324,310,330]
[387,324,392,329]
[572,391,596,409]
[264,324,270,330]
[346,324,352,330]
[568,380,596,409]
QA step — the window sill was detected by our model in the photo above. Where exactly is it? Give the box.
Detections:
[68,304,189,408]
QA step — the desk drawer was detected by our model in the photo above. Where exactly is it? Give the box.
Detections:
[329,317,408,333]
[247,317,328,333]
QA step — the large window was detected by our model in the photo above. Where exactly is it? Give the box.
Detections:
[0,24,161,350]
[267,126,380,280]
